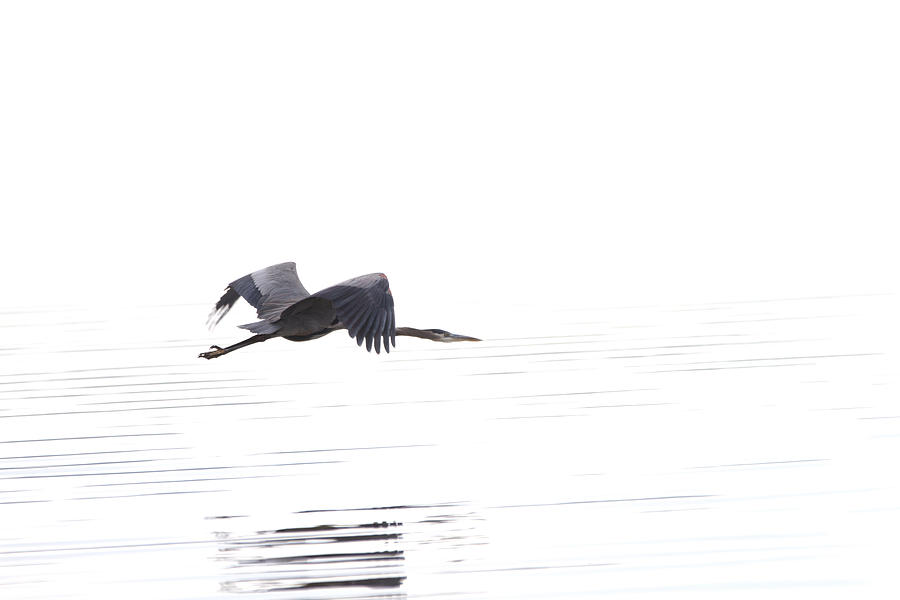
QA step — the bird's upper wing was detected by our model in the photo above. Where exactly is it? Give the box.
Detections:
[311,273,395,354]
[207,262,311,328]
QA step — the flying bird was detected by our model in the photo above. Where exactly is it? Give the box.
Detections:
[199,262,480,359]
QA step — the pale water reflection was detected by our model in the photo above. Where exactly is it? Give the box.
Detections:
[0,294,897,598]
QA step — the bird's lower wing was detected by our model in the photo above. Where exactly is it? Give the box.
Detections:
[311,273,395,354]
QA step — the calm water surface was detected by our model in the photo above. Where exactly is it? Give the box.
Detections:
[1,294,897,599]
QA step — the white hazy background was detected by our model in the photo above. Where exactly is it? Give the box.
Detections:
[2,1,897,315]
[2,3,900,599]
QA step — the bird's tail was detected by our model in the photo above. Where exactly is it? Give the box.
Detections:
[238,320,280,335]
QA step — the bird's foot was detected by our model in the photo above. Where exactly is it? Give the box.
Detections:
[199,345,225,360]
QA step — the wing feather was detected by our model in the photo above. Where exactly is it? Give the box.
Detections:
[388,310,396,348]
[359,310,380,349]
[341,300,370,330]
[311,273,396,354]
[207,262,311,328]
[373,310,387,354]
[207,287,241,329]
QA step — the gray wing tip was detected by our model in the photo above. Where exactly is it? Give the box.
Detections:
[230,274,263,310]
[207,287,240,331]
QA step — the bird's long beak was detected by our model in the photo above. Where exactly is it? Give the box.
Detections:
[446,332,481,342]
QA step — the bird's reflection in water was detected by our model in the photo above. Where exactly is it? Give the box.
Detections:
[217,519,406,597]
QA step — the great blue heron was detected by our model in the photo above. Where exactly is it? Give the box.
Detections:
[199,262,480,359]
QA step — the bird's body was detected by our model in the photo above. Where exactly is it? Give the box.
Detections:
[200,262,479,359]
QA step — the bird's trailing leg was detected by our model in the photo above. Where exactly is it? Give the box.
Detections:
[199,334,272,359]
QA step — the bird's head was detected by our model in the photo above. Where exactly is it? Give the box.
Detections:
[423,328,481,342]
[395,327,481,342]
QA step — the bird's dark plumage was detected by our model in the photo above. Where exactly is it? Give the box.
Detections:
[207,263,395,354]
[312,274,395,353]
[200,262,478,360]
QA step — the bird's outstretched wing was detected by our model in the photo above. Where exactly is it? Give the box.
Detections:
[207,262,311,329]
[312,273,395,354]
